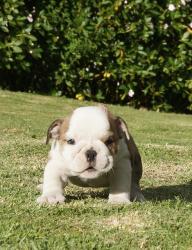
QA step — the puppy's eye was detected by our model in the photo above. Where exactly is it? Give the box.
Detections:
[105,137,114,146]
[67,139,75,145]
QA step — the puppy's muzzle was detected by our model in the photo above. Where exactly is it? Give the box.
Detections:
[85,149,97,163]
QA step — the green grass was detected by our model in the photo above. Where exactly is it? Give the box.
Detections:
[0,90,192,250]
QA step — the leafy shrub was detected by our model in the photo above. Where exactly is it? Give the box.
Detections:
[0,0,192,112]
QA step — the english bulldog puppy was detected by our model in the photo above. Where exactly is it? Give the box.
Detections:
[37,105,145,204]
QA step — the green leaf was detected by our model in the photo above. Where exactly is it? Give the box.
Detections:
[12,46,22,53]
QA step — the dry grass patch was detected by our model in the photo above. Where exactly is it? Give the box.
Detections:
[98,211,148,232]
[144,162,192,184]
[142,143,189,151]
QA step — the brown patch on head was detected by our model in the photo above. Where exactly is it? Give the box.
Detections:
[97,104,127,139]
[98,105,121,155]
[46,116,70,144]
[107,112,120,155]
[58,116,71,142]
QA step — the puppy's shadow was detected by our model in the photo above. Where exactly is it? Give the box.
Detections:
[66,181,192,202]
[143,181,192,202]
[65,189,108,201]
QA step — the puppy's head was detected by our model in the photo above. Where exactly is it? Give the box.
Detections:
[46,106,129,179]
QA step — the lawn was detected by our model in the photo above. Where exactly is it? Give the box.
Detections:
[0,90,192,249]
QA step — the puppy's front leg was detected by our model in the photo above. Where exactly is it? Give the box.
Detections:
[37,161,67,204]
[108,158,132,204]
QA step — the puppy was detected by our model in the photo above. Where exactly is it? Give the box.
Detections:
[37,105,145,204]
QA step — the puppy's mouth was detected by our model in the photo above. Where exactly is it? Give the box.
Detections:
[85,166,96,172]
[72,165,96,175]
[72,158,111,176]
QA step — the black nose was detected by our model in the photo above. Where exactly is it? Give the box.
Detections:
[85,149,97,162]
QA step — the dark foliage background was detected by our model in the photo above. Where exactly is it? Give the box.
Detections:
[0,0,191,112]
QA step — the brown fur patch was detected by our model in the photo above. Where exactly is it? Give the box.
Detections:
[98,105,119,155]
[58,116,71,142]
[107,113,119,154]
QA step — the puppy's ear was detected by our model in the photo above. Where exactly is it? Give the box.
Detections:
[115,116,130,141]
[46,119,64,144]
[115,116,143,185]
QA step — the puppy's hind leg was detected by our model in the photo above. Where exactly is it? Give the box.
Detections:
[108,158,132,204]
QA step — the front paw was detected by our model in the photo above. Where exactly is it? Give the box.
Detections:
[108,194,131,204]
[37,193,65,204]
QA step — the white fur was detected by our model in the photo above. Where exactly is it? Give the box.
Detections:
[66,106,110,140]
[37,106,134,204]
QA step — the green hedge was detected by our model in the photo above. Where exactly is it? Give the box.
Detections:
[0,0,192,112]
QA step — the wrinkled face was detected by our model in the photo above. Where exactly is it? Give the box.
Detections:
[56,107,119,179]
